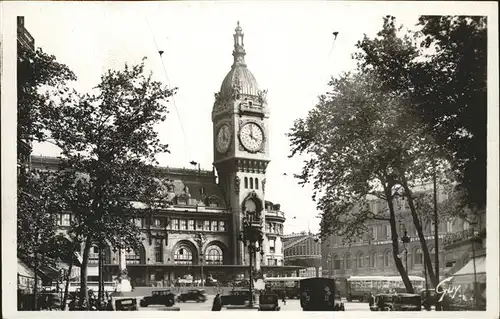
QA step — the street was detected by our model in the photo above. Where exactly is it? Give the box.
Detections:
[137,296,371,311]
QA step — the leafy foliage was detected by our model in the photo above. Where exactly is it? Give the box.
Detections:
[39,59,176,304]
[288,16,463,290]
[17,170,66,264]
[17,43,76,144]
[413,16,487,210]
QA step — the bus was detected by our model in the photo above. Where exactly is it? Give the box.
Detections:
[264,277,304,299]
[299,277,344,311]
[346,275,426,302]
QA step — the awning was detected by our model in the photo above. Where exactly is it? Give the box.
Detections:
[451,256,486,284]
[18,258,34,278]
[87,267,99,276]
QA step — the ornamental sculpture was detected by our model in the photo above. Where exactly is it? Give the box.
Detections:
[257,89,268,104]
[235,176,240,194]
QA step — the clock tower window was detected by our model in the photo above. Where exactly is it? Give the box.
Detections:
[255,178,259,190]
[244,177,248,189]
[249,178,254,189]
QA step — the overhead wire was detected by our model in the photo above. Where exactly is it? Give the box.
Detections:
[145,17,192,163]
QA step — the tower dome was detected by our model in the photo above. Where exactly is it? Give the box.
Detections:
[219,21,260,99]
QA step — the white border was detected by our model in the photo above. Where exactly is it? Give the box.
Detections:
[1,1,498,319]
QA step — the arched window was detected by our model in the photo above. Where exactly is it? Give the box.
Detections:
[255,178,259,189]
[370,252,377,268]
[414,248,423,265]
[244,177,248,188]
[383,251,391,267]
[333,255,341,269]
[250,178,254,189]
[345,254,352,269]
[357,252,364,268]
[174,246,193,265]
[205,245,224,265]
[429,247,436,263]
[463,220,470,231]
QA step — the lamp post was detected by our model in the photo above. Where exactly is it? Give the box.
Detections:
[401,228,410,274]
[239,215,264,308]
[470,220,478,310]
[194,233,207,287]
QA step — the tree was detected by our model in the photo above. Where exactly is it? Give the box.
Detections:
[17,170,66,310]
[17,43,76,153]
[42,59,175,308]
[412,16,487,211]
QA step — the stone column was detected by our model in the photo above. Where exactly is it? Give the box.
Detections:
[118,249,127,271]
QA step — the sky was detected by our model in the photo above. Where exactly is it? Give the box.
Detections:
[6,2,465,235]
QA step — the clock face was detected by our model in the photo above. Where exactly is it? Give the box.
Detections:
[239,122,264,152]
[216,124,231,154]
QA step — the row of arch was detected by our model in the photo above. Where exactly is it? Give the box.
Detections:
[244,177,259,190]
[327,247,439,270]
[88,240,227,265]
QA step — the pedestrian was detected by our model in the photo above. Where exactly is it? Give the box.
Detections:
[282,291,286,305]
[212,293,222,311]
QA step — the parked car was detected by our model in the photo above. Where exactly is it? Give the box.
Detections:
[420,289,437,309]
[370,293,394,311]
[221,289,256,306]
[140,290,176,307]
[258,294,280,311]
[176,289,207,303]
[392,293,422,311]
[115,298,138,311]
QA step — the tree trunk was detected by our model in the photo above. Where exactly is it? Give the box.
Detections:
[62,256,73,310]
[399,176,438,288]
[79,234,93,309]
[33,255,39,310]
[386,190,414,293]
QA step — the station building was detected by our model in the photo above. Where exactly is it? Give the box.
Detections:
[28,22,302,287]
[321,184,487,296]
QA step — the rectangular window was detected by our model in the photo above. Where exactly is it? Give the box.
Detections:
[154,218,162,228]
[446,220,454,233]
[61,213,71,226]
[135,218,142,228]
[180,220,187,230]
[219,221,226,231]
[196,220,203,231]
[269,238,276,253]
[204,220,210,231]
[173,219,179,230]
[266,223,270,233]
[188,220,195,230]
[371,226,377,240]
[385,225,391,239]
[211,220,218,232]
[154,238,163,263]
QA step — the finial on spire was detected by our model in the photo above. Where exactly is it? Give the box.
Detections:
[232,21,246,65]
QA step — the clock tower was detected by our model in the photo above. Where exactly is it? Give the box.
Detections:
[212,22,270,266]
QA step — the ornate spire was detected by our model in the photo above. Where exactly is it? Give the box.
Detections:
[232,21,246,66]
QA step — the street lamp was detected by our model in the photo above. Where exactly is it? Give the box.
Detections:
[194,233,207,287]
[400,228,410,274]
[239,215,264,308]
[470,220,479,310]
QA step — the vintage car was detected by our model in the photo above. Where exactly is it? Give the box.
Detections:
[369,293,394,311]
[258,294,280,311]
[139,290,176,307]
[299,278,344,311]
[221,289,256,306]
[392,293,422,311]
[176,289,207,303]
[420,289,437,310]
[115,298,138,311]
